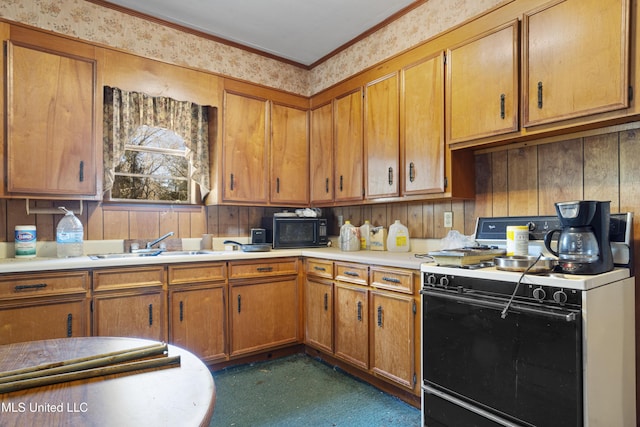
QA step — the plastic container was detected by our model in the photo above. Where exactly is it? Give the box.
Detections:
[15,225,36,258]
[387,220,410,252]
[359,220,372,250]
[339,220,360,251]
[56,208,84,258]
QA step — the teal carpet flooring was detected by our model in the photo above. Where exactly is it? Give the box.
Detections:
[209,353,420,427]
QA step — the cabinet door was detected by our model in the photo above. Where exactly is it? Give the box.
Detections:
[365,73,399,198]
[170,286,226,363]
[271,103,309,205]
[446,21,519,144]
[230,277,298,357]
[401,53,445,195]
[222,91,269,203]
[93,291,165,341]
[370,291,416,390]
[334,283,368,369]
[0,298,88,344]
[6,40,97,196]
[304,277,333,353]
[523,0,630,126]
[334,89,364,202]
[310,103,334,203]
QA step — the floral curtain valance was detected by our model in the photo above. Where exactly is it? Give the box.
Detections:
[103,86,210,201]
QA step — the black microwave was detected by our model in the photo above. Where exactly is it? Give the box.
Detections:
[262,217,328,249]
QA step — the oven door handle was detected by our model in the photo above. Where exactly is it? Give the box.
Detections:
[421,289,579,322]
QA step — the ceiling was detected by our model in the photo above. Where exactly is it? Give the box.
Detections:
[101,0,420,67]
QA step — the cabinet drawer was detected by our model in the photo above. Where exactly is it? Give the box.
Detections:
[335,262,369,286]
[305,258,333,279]
[370,266,414,294]
[0,271,89,299]
[168,262,226,285]
[93,266,166,292]
[228,258,298,279]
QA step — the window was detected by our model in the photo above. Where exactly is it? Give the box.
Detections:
[103,86,211,204]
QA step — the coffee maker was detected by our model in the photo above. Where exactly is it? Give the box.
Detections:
[544,200,613,274]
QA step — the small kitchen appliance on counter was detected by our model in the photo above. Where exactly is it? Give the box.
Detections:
[544,200,613,274]
[420,213,635,427]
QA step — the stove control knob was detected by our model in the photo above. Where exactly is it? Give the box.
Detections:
[439,276,450,287]
[553,290,568,304]
[532,287,546,302]
[425,274,437,285]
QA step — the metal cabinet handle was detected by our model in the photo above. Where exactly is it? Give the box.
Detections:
[344,271,359,277]
[324,293,328,311]
[67,313,73,337]
[537,81,543,109]
[409,162,415,182]
[500,94,505,119]
[257,266,273,272]
[357,301,362,321]
[79,161,84,182]
[230,173,235,190]
[377,305,383,327]
[276,177,280,193]
[382,276,401,284]
[314,266,327,272]
[14,283,47,291]
[339,175,344,191]
[388,167,393,186]
[237,295,242,313]
[179,301,184,322]
[148,304,153,326]
[325,178,330,193]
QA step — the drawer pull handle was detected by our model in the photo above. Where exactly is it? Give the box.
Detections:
[314,266,326,271]
[66,313,73,337]
[324,293,328,311]
[382,276,401,284]
[377,305,383,327]
[179,301,184,322]
[15,283,47,291]
[357,301,362,321]
[344,271,359,277]
[148,304,153,326]
[257,267,273,272]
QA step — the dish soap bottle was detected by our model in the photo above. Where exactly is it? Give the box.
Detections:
[387,220,410,252]
[339,220,360,251]
[359,220,371,250]
[56,207,84,258]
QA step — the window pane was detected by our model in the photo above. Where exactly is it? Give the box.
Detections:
[115,151,189,178]
[130,125,186,150]
[112,175,189,202]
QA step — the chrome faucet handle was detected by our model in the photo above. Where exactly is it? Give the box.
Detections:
[146,231,175,249]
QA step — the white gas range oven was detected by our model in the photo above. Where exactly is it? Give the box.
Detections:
[420,214,636,427]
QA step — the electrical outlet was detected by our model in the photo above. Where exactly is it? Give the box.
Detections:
[444,211,453,228]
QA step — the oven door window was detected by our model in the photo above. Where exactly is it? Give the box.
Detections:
[423,291,582,426]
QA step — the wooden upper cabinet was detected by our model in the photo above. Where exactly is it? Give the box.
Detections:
[446,20,519,144]
[270,103,309,205]
[222,91,269,204]
[334,89,364,203]
[310,103,334,204]
[365,73,400,199]
[6,32,99,198]
[523,0,630,126]
[401,53,446,195]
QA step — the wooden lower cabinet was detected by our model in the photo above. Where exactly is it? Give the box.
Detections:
[168,262,227,364]
[304,276,333,353]
[92,266,166,341]
[370,290,417,390]
[334,282,369,370]
[0,270,90,344]
[229,276,299,357]
[92,291,165,341]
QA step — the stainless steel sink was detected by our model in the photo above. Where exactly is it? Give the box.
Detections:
[89,250,224,259]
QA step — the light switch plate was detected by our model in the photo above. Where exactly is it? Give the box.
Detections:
[444,211,453,228]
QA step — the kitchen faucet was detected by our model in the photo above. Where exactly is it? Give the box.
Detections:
[146,231,175,249]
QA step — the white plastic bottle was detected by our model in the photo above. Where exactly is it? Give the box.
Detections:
[339,220,360,251]
[387,220,410,252]
[359,220,371,250]
[56,207,84,258]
